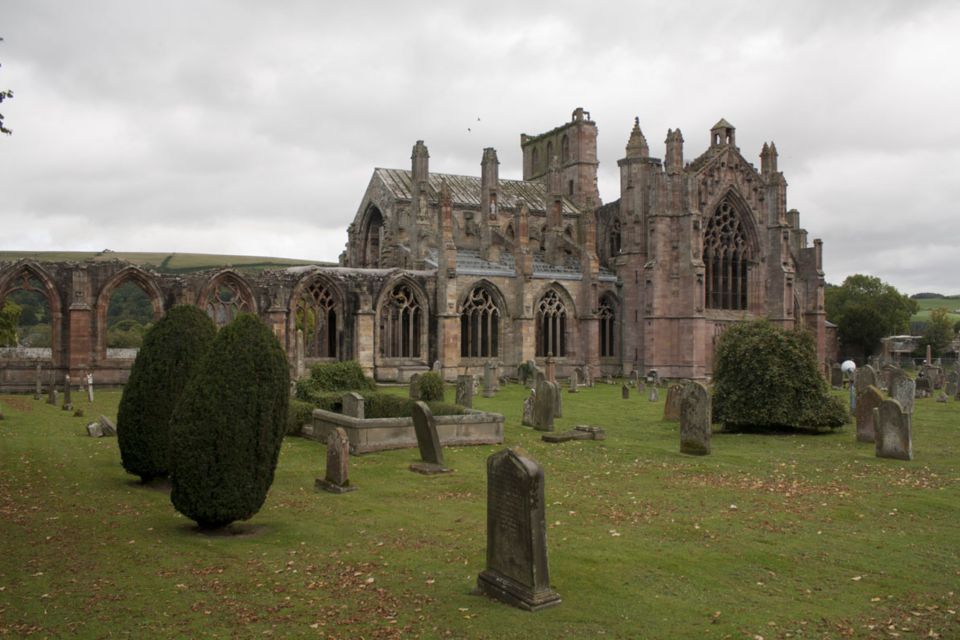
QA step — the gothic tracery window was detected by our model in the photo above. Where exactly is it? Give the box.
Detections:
[704,198,751,310]
[206,277,252,328]
[296,280,339,358]
[460,286,500,358]
[536,289,567,357]
[599,295,616,358]
[380,283,422,358]
[609,218,622,257]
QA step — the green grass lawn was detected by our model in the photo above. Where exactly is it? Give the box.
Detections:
[1,384,958,639]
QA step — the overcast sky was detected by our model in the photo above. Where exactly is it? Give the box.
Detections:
[2,1,958,294]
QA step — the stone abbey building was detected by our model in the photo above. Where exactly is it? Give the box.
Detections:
[0,108,826,389]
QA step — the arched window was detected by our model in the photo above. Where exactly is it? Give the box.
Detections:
[546,141,554,164]
[599,295,616,358]
[531,147,540,173]
[609,218,621,257]
[1,271,52,349]
[460,286,500,358]
[205,276,253,328]
[561,134,570,162]
[536,289,567,357]
[361,207,384,268]
[704,198,752,310]
[380,283,421,358]
[106,281,154,348]
[296,280,339,358]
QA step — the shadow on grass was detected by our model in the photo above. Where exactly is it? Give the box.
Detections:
[176,523,269,538]
[718,423,845,436]
[126,477,172,492]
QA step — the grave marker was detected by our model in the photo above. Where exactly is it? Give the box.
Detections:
[874,399,913,461]
[456,375,475,408]
[679,382,711,455]
[316,427,357,493]
[410,401,451,474]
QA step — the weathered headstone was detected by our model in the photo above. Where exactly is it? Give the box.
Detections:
[542,425,606,444]
[945,370,959,398]
[456,375,475,408]
[295,329,305,380]
[849,383,856,412]
[97,415,117,437]
[532,379,556,432]
[47,386,58,406]
[62,374,73,411]
[648,386,659,402]
[679,382,711,455]
[552,379,563,418]
[874,399,912,461]
[629,370,639,387]
[408,373,422,400]
[830,363,843,388]
[545,357,556,383]
[410,401,450,474]
[342,392,365,420]
[432,360,441,373]
[316,427,356,493]
[621,384,630,400]
[915,376,931,398]
[568,370,579,394]
[476,448,561,611]
[854,365,878,396]
[86,422,103,437]
[521,390,536,427]
[34,363,42,400]
[85,372,94,403]
[888,374,915,417]
[855,385,884,443]
[663,383,683,421]
[483,362,496,398]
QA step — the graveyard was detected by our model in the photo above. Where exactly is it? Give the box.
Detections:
[1,378,958,639]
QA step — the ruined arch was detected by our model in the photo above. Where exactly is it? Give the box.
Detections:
[458,281,505,359]
[196,269,256,328]
[0,262,63,361]
[358,205,385,268]
[94,266,164,360]
[376,276,429,360]
[703,189,760,311]
[535,283,576,358]
[289,272,344,359]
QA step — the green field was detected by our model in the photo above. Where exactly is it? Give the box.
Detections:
[1,384,958,639]
[910,297,960,324]
[0,250,332,274]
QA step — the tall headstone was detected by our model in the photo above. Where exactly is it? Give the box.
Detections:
[568,370,579,394]
[855,385,884,443]
[621,384,630,400]
[34,363,42,400]
[552,379,563,418]
[47,386,57,406]
[456,375,475,408]
[888,374,915,417]
[849,383,856,412]
[408,373,422,400]
[679,382,711,455]
[533,379,556,432]
[945,370,959,398]
[295,329,305,379]
[629,370,639,387]
[62,374,73,412]
[342,392,365,420]
[476,448,561,611]
[830,363,843,388]
[483,362,496,398]
[663,383,683,421]
[874,399,913,461]
[648,386,659,402]
[410,401,450,474]
[316,427,357,493]
[545,357,556,383]
[854,365,878,396]
[86,372,94,403]
[521,390,536,427]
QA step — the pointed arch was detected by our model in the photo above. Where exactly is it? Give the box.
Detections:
[598,292,618,358]
[95,266,164,360]
[358,205,384,268]
[376,275,429,360]
[196,269,256,328]
[535,284,576,358]
[458,281,505,359]
[0,262,63,359]
[703,189,760,311]
[561,134,570,162]
[289,271,344,359]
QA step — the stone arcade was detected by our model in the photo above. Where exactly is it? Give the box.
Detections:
[0,109,826,388]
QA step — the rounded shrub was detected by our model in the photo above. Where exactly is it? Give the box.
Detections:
[713,321,847,431]
[169,314,290,529]
[117,305,217,482]
[417,371,445,402]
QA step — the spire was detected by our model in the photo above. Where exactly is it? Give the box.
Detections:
[625,117,649,158]
[761,140,779,175]
[411,140,429,185]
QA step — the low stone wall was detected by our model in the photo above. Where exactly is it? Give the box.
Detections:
[304,407,504,454]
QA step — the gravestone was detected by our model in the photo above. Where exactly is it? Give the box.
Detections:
[945,370,959,398]
[855,385,884,443]
[34,364,42,400]
[432,360,441,372]
[85,422,104,438]
[874,399,913,461]
[533,379,556,432]
[854,365,878,396]
[456,375,475,408]
[568,370,579,394]
[410,401,450,474]
[881,364,900,391]
[663,383,683,422]
[542,425,606,444]
[621,384,630,400]
[552,379,563,418]
[888,374,915,417]
[97,415,117,437]
[915,376,931,398]
[342,392,365,420]
[483,362,496,398]
[295,329,305,379]
[647,370,659,386]
[476,448,561,611]
[316,427,357,493]
[47,386,57,406]
[629,370,639,387]
[849,383,856,412]
[408,373,422,400]
[679,382,711,456]
[830,363,843,388]
[62,374,73,412]
[648,386,659,402]
[85,372,94,403]
[521,390,536,427]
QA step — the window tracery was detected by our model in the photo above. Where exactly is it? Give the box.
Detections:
[536,289,567,357]
[296,280,339,357]
[704,198,751,310]
[380,283,421,358]
[460,286,500,358]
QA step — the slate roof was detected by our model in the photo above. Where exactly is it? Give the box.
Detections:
[424,249,617,282]
[373,168,580,216]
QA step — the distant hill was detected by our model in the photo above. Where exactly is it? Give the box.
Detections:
[0,250,333,274]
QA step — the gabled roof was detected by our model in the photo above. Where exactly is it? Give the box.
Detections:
[373,168,581,215]
[711,118,735,130]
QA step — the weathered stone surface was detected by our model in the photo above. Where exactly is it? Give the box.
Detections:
[521,390,536,427]
[830,363,843,388]
[342,392,365,420]
[629,370,639,387]
[62,374,73,411]
[483,362,496,398]
[915,376,931,398]
[855,385,884,443]
[408,373,421,400]
[97,415,117,437]
[85,373,94,403]
[553,380,563,418]
[544,358,556,383]
[663,383,683,422]
[410,401,450,473]
[849,383,856,412]
[533,379,556,432]
[541,425,606,443]
[316,427,356,493]
[875,399,912,461]
[86,422,103,437]
[568,370,579,394]
[888,374,915,415]
[456,375,475,408]
[854,365,877,396]
[945,371,959,398]
[47,386,57,406]
[648,386,659,402]
[295,329,305,380]
[621,384,629,400]
[476,447,560,611]
[679,382,711,456]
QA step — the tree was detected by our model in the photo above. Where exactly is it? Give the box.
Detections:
[169,314,289,529]
[918,308,955,358]
[1,37,12,135]
[824,275,917,358]
[117,306,217,482]
[0,300,21,346]
[713,321,847,431]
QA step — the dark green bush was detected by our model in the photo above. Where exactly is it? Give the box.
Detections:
[416,371,445,402]
[117,305,217,482]
[287,399,315,436]
[307,360,376,392]
[359,391,464,418]
[169,314,290,529]
[713,321,847,431]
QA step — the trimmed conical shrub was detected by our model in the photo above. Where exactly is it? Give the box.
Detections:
[169,314,290,529]
[117,305,217,482]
